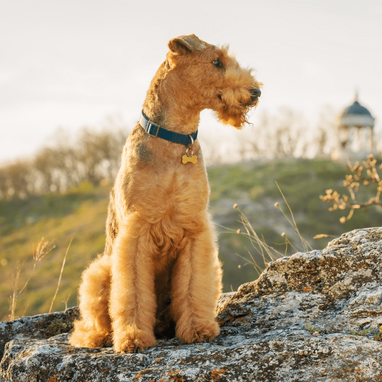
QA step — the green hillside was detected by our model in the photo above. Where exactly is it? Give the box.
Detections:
[1,158,381,320]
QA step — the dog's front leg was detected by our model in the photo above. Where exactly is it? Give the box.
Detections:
[109,214,157,353]
[170,213,222,344]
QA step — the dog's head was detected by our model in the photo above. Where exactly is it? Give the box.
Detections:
[166,34,262,129]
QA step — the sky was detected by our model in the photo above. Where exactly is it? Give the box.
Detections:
[0,0,381,163]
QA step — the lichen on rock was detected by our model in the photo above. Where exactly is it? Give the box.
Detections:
[1,227,382,381]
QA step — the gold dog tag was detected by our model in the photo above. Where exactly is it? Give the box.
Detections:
[182,154,197,164]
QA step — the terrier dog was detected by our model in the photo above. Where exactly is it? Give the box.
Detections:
[69,34,261,353]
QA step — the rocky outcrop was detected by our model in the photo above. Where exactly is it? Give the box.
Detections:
[1,227,382,382]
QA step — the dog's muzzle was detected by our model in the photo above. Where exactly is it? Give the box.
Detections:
[250,88,261,102]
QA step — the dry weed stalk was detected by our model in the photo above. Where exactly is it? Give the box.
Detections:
[62,294,71,311]
[49,237,73,313]
[233,203,283,274]
[320,154,382,223]
[274,182,312,252]
[231,184,311,275]
[9,237,55,321]
[9,266,21,322]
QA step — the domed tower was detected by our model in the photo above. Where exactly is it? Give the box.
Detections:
[332,92,375,161]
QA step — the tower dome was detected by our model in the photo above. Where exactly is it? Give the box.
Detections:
[341,101,373,117]
[339,93,375,127]
[332,92,376,161]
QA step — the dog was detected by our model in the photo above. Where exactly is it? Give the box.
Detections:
[69,34,261,353]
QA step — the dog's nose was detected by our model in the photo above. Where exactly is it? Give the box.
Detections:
[250,88,261,102]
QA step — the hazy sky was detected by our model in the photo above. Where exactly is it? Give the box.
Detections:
[1,0,381,162]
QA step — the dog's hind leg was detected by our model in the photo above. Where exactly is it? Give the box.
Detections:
[109,213,157,353]
[69,254,112,348]
[170,212,222,344]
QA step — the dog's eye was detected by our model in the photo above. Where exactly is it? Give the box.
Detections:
[212,59,223,68]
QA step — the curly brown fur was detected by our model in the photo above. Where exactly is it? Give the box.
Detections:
[70,34,261,353]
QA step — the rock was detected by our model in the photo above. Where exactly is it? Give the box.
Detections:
[1,227,382,381]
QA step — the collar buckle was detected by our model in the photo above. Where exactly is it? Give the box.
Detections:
[145,121,160,137]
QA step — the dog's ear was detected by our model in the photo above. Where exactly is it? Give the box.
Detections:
[168,34,206,55]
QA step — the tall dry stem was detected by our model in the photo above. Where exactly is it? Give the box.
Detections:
[9,265,21,321]
[226,204,284,276]
[228,184,312,278]
[49,237,73,313]
[275,182,312,252]
[8,237,55,321]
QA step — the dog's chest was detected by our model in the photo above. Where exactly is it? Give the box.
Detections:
[149,165,209,217]
[117,132,210,228]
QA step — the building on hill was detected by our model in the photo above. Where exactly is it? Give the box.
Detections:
[331,92,376,161]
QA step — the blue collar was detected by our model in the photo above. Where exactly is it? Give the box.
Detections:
[139,111,198,146]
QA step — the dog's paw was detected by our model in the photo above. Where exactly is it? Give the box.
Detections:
[70,331,111,348]
[113,330,156,353]
[177,319,220,344]
[70,321,111,348]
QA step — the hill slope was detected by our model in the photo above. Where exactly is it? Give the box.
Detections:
[0,158,381,320]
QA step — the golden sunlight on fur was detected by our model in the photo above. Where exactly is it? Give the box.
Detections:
[69,34,261,353]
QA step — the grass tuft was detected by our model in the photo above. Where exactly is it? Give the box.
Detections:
[9,238,55,320]
[226,183,312,276]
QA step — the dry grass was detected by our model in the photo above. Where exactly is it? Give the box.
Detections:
[229,183,312,276]
[8,236,74,320]
[274,182,312,253]
[49,237,73,313]
[9,238,55,321]
[232,204,283,274]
